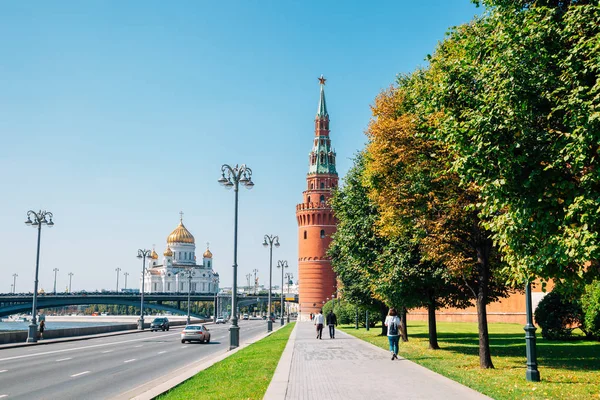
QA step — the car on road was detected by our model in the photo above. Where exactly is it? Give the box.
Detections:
[215,316,225,324]
[242,314,249,320]
[150,317,170,331]
[181,325,211,343]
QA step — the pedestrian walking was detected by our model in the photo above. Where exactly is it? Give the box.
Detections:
[385,308,401,360]
[310,312,314,321]
[39,320,45,340]
[326,310,337,339]
[313,309,324,339]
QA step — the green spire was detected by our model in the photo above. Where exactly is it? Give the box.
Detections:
[316,75,328,118]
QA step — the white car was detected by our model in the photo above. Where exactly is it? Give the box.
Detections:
[215,317,225,324]
[181,325,211,343]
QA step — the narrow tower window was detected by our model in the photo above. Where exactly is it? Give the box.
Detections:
[320,195,325,202]
[320,229,325,238]
[307,196,311,203]
[304,230,307,239]
[320,182,325,189]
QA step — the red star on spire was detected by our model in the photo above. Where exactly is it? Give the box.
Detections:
[318,75,326,85]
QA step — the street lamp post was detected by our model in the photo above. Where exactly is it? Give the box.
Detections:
[253,269,259,294]
[115,267,121,292]
[285,272,293,323]
[52,268,59,295]
[12,274,18,294]
[218,163,254,349]
[277,260,288,326]
[124,272,129,290]
[10,284,14,293]
[68,272,74,293]
[262,235,280,332]
[245,273,252,293]
[212,277,219,322]
[137,249,152,330]
[25,209,54,343]
[525,280,541,381]
[183,268,195,325]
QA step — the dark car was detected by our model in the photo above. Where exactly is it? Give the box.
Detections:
[150,317,169,331]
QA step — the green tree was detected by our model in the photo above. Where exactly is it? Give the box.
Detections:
[363,73,510,367]
[429,0,600,285]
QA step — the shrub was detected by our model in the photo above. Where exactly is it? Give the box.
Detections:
[534,291,583,340]
[581,281,600,338]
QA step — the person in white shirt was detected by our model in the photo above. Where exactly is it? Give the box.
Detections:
[313,309,325,339]
[384,308,401,360]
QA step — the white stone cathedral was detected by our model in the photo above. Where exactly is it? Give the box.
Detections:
[141,215,219,294]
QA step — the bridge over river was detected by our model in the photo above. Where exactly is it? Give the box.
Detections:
[0,293,298,318]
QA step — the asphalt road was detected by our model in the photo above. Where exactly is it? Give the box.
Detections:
[0,319,270,399]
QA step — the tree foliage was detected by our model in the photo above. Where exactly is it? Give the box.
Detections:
[429,1,600,284]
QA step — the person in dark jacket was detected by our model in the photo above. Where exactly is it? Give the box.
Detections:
[326,310,338,339]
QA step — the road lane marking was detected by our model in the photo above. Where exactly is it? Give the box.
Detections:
[71,371,90,377]
[157,351,166,354]
[56,358,72,362]
[0,394,8,398]
[101,350,113,354]
[0,331,179,362]
[0,370,7,373]
[180,346,187,349]
[123,359,136,363]
[133,345,143,348]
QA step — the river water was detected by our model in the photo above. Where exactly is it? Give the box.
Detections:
[0,321,124,332]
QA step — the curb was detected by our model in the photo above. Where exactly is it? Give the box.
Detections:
[122,323,289,400]
[263,321,298,399]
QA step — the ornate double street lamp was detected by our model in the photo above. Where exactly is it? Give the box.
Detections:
[52,268,59,294]
[68,272,74,293]
[277,260,288,326]
[262,234,280,332]
[253,268,259,294]
[137,249,152,330]
[25,209,54,343]
[212,277,219,323]
[218,163,254,349]
[181,268,195,325]
[285,272,293,323]
[12,273,18,294]
[115,267,121,292]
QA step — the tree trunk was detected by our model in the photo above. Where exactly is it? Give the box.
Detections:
[400,307,408,342]
[427,299,440,350]
[476,243,495,369]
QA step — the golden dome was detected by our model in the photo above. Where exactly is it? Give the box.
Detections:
[203,248,213,258]
[151,249,159,259]
[164,247,173,257]
[167,220,195,244]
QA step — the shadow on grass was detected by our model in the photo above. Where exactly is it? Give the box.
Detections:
[413,331,600,371]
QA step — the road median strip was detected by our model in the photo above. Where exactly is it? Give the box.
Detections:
[132,323,295,400]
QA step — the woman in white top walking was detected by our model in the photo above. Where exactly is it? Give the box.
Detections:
[384,308,401,360]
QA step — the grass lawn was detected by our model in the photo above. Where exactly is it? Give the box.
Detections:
[341,321,599,400]
[157,322,295,400]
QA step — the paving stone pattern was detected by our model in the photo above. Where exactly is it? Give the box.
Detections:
[281,322,492,400]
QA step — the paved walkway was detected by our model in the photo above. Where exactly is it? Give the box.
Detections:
[265,321,491,400]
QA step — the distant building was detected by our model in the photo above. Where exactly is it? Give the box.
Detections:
[141,215,219,294]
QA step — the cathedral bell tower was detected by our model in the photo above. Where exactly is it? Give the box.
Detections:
[296,75,338,320]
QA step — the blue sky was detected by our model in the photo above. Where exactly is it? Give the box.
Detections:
[0,1,480,293]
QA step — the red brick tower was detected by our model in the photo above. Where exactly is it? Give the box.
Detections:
[296,75,338,319]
